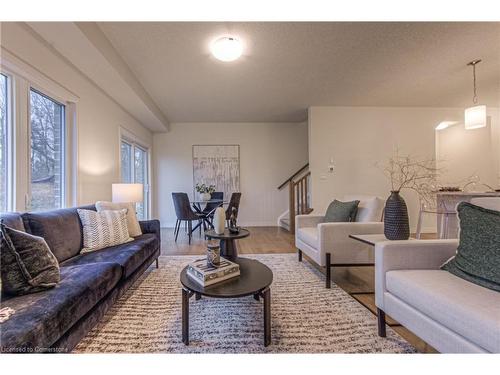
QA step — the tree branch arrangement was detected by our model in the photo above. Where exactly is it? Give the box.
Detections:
[377,149,441,208]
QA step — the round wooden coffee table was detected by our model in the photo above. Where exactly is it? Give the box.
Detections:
[180,257,273,346]
[204,228,250,260]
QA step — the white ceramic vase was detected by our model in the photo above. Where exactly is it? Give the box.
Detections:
[213,206,226,234]
[200,192,211,201]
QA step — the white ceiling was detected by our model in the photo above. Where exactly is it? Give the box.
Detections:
[97,22,500,123]
[26,22,170,132]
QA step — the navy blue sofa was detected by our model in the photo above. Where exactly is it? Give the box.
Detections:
[0,205,161,353]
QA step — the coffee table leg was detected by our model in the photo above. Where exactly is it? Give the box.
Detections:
[262,287,271,346]
[182,288,190,345]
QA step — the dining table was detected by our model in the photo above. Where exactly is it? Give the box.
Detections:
[435,191,500,238]
[190,199,228,232]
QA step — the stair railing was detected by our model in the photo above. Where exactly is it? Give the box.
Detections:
[278,164,313,234]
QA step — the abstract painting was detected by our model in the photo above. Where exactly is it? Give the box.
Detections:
[192,145,240,198]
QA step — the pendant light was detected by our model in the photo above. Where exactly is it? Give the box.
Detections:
[464,59,486,130]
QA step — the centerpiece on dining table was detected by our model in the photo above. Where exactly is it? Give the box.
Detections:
[195,183,216,201]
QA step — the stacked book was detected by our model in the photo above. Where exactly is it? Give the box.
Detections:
[186,257,240,287]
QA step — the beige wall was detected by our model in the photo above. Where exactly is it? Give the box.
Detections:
[307,106,487,232]
[436,108,500,189]
[1,22,153,208]
[153,122,308,227]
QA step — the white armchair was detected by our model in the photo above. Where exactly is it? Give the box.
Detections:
[295,195,385,288]
[374,240,500,353]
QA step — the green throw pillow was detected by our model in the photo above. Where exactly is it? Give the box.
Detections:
[441,202,500,292]
[324,199,360,223]
[0,221,60,296]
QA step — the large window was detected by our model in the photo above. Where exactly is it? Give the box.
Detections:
[121,139,149,220]
[29,89,65,211]
[0,74,9,212]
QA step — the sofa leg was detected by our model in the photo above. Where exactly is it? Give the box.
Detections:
[325,253,331,289]
[377,308,387,337]
[155,258,159,269]
[298,249,302,262]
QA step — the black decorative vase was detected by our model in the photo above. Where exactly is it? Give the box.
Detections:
[384,191,410,240]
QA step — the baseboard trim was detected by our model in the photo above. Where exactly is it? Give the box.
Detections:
[161,221,279,229]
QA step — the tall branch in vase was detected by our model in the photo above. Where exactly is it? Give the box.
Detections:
[376,149,441,240]
[377,150,440,207]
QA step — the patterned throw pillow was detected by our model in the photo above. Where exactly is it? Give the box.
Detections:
[324,199,360,222]
[0,222,60,296]
[95,201,142,237]
[77,209,133,253]
[441,202,500,291]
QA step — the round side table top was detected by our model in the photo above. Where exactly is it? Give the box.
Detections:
[204,228,250,240]
[180,257,273,298]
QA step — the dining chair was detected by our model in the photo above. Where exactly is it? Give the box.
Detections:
[172,192,203,244]
[225,192,242,227]
[202,192,224,223]
[415,195,455,239]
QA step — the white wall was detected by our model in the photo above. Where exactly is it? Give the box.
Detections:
[307,106,489,232]
[153,122,308,227]
[436,108,500,189]
[1,22,153,207]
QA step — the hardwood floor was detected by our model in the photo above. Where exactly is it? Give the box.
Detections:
[160,226,437,353]
[161,226,295,255]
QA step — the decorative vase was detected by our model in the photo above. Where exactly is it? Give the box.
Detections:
[384,190,410,240]
[207,242,220,267]
[200,192,211,201]
[213,206,226,234]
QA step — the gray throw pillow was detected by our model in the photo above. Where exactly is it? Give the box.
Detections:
[0,221,60,296]
[324,199,360,222]
[441,202,500,292]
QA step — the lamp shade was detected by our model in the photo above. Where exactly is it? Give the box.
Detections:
[465,105,486,130]
[112,183,143,203]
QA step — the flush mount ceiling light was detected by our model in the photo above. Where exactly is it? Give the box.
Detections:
[210,36,243,62]
[435,121,459,131]
[464,59,486,130]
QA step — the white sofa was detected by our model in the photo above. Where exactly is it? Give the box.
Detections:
[375,197,500,353]
[295,195,385,288]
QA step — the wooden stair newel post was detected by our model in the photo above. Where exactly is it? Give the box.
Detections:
[289,180,295,234]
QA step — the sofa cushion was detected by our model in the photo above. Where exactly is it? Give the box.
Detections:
[297,227,318,249]
[386,269,500,353]
[0,212,25,231]
[0,262,121,351]
[62,233,158,279]
[343,195,384,222]
[324,199,360,222]
[441,202,500,292]
[1,223,60,296]
[96,201,142,237]
[77,209,133,253]
[21,205,95,263]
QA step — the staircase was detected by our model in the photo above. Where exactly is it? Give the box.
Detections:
[277,163,313,234]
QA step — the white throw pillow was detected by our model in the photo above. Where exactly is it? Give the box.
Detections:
[77,209,133,253]
[95,201,142,237]
[343,195,384,222]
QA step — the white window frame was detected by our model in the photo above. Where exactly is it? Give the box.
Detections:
[28,86,67,211]
[119,127,151,220]
[1,49,79,212]
[0,72,14,212]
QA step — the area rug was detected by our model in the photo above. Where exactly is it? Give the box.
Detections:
[74,254,415,353]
